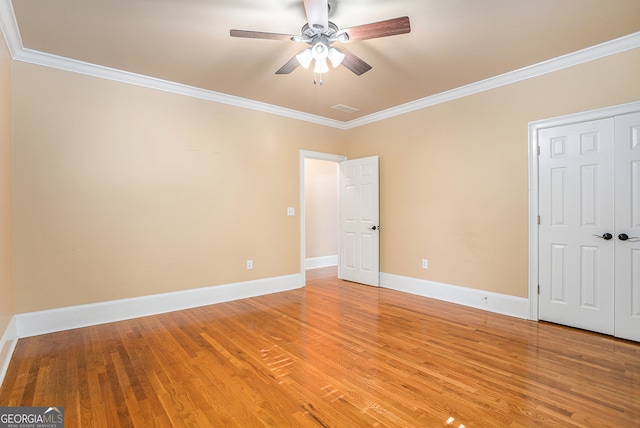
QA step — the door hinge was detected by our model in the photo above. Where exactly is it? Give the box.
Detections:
[537,215,541,225]
[537,145,541,156]
[537,284,540,295]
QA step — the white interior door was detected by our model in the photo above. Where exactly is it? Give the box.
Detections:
[339,156,380,286]
[614,112,640,342]
[538,119,616,335]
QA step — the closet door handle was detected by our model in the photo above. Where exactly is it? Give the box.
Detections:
[593,233,613,240]
[618,233,640,241]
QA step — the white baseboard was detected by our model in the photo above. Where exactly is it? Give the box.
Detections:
[380,273,529,319]
[0,316,18,387]
[16,273,303,338]
[305,255,338,270]
[7,270,527,347]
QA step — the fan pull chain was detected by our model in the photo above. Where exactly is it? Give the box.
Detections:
[313,73,323,86]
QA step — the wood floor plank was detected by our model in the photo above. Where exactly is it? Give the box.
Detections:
[1,267,639,427]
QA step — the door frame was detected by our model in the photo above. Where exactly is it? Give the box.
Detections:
[299,150,347,286]
[528,100,640,320]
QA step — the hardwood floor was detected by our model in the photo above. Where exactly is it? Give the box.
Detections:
[1,267,639,427]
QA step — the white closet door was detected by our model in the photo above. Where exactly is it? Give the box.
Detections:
[538,119,615,335]
[614,112,640,342]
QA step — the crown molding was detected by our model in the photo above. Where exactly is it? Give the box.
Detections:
[0,0,346,129]
[0,0,21,56]
[14,48,348,130]
[1,0,639,130]
[343,31,640,129]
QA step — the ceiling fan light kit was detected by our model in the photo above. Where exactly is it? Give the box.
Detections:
[230,0,411,84]
[298,38,345,76]
[311,42,328,72]
[295,48,314,69]
[328,48,345,68]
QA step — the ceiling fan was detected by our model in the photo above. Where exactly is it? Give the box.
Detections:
[230,0,411,82]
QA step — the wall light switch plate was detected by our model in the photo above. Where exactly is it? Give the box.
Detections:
[287,207,295,216]
[422,259,429,269]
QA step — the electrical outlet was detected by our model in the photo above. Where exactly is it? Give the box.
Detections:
[246,260,253,270]
[287,207,295,216]
[422,259,428,269]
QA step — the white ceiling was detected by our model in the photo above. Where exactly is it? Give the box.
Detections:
[4,0,640,123]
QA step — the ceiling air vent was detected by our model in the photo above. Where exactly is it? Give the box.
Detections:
[331,104,360,114]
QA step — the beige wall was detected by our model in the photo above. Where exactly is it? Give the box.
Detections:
[346,48,640,298]
[12,63,346,313]
[8,46,640,314]
[305,158,338,259]
[0,31,13,335]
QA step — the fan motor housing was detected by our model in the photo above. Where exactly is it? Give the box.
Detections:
[301,21,339,39]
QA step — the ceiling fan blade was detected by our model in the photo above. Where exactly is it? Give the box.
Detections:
[230,29,295,41]
[275,54,302,74]
[342,16,411,41]
[338,47,372,76]
[303,0,329,33]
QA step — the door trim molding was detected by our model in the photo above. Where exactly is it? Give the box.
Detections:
[528,100,640,320]
[299,151,347,286]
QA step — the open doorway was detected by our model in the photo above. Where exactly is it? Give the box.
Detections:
[305,158,339,269]
[299,151,346,285]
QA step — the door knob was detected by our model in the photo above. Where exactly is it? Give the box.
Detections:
[369,225,379,231]
[592,233,613,240]
[618,233,640,241]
